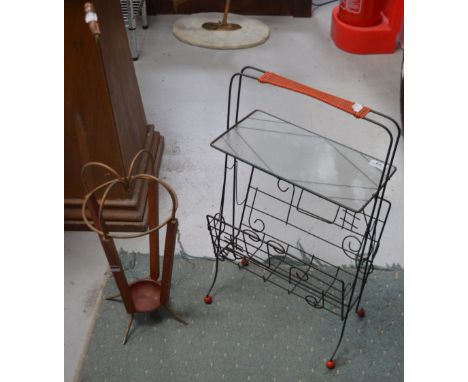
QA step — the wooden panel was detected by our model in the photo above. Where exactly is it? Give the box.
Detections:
[65,127,164,231]
[65,0,123,199]
[147,0,312,17]
[64,0,165,231]
[95,0,149,169]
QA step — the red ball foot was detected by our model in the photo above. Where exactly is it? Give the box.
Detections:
[326,360,335,370]
[204,295,213,304]
[357,308,366,318]
[240,258,249,266]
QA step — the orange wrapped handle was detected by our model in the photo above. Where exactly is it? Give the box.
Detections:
[258,72,371,118]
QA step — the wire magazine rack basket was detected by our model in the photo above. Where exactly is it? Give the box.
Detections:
[203,66,401,370]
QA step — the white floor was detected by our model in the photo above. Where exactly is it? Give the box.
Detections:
[65,8,403,381]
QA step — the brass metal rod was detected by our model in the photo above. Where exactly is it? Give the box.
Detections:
[222,0,231,24]
[81,173,178,239]
[122,314,134,345]
[127,149,155,180]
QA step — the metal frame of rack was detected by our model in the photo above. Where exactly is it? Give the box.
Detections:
[203,66,401,370]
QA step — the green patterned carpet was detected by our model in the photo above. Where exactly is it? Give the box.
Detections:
[78,252,403,382]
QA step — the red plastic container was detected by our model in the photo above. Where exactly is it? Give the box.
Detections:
[338,0,384,27]
[330,0,404,54]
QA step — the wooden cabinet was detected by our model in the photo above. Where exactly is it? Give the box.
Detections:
[65,0,164,231]
[147,0,312,17]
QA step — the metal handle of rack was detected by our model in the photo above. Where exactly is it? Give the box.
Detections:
[228,67,401,175]
[257,71,371,119]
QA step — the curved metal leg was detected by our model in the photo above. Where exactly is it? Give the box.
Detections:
[204,256,220,304]
[354,277,369,314]
[122,314,134,345]
[162,304,188,325]
[326,317,349,369]
[105,292,122,302]
[353,261,374,314]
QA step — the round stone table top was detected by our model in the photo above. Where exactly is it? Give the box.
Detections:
[173,13,270,49]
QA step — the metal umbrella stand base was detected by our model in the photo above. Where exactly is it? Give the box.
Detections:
[81,150,188,344]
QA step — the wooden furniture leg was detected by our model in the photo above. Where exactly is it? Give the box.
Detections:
[160,219,178,305]
[148,180,160,281]
[87,194,135,314]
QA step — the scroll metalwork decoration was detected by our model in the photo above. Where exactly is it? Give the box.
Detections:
[266,239,287,267]
[247,196,266,232]
[305,293,325,309]
[277,178,291,193]
[341,235,363,262]
[288,266,309,284]
[241,228,266,260]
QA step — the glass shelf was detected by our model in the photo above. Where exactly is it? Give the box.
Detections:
[211,110,396,212]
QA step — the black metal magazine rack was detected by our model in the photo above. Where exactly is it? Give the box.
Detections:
[203,66,401,369]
